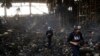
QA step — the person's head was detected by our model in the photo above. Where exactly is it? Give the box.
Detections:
[74,25,81,34]
[74,28,80,34]
[48,27,52,30]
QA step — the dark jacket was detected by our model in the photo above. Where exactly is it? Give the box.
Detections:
[46,30,53,37]
[67,32,84,46]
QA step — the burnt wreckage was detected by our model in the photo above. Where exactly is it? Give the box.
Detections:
[0,0,100,56]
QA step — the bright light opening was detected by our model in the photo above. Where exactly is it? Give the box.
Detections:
[74,0,79,1]
[0,2,49,17]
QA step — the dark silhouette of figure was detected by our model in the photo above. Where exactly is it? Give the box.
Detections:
[67,26,84,56]
[46,27,53,49]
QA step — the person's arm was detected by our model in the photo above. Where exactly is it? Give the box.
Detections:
[67,33,73,43]
[80,33,84,46]
[51,30,53,36]
[46,31,48,36]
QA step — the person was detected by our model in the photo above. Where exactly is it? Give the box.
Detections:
[46,27,53,49]
[67,26,84,56]
[88,31,94,48]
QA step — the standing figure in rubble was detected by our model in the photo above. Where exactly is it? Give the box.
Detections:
[88,31,94,48]
[67,26,84,56]
[46,27,53,49]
